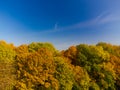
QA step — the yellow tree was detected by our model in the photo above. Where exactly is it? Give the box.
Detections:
[15,44,59,90]
[72,66,91,90]
[0,41,15,90]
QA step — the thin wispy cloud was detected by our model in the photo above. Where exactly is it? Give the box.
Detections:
[18,11,120,42]
[99,13,120,24]
[35,11,120,34]
[54,22,58,30]
[60,11,120,30]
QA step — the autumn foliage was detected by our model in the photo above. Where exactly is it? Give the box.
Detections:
[0,41,120,90]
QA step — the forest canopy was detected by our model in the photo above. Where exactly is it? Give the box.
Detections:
[0,40,120,90]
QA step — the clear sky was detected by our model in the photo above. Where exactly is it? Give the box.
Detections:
[0,0,120,49]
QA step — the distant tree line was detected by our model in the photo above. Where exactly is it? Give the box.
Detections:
[0,40,120,90]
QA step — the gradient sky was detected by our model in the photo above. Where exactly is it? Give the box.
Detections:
[0,0,120,49]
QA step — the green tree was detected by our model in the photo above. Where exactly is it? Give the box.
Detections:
[76,44,116,90]
[28,42,56,53]
[54,57,74,90]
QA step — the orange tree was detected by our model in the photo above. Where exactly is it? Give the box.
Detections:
[15,43,59,90]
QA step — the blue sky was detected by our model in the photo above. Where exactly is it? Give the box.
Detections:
[0,0,120,49]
